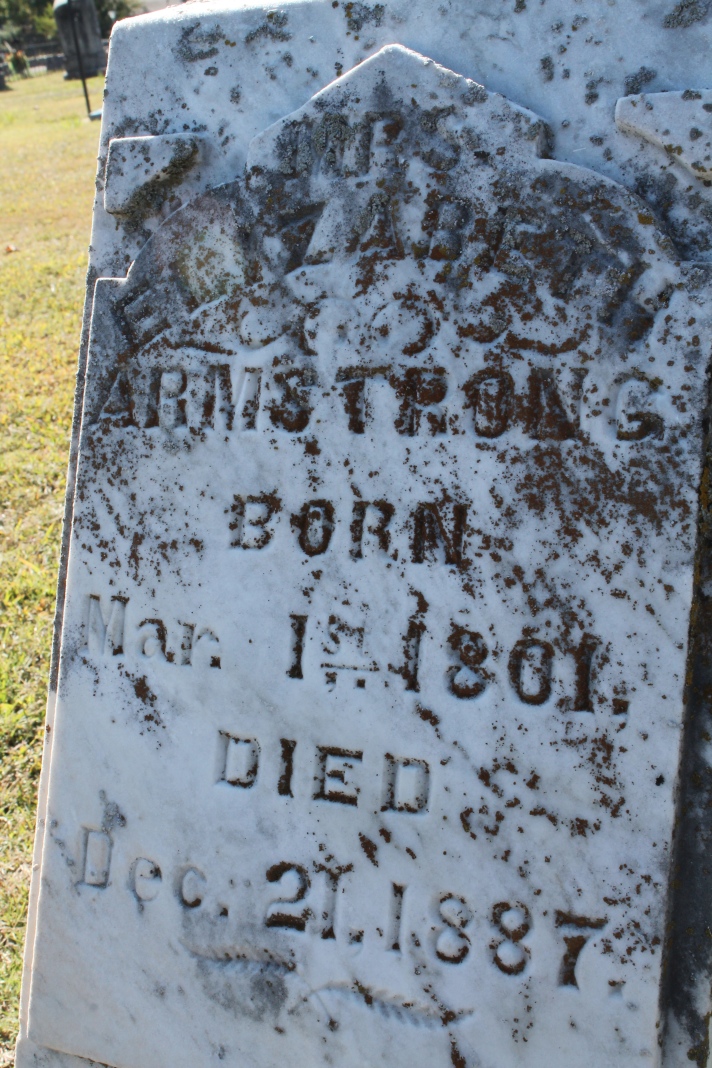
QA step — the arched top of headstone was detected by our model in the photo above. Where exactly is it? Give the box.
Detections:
[110,43,681,378]
[247,43,551,180]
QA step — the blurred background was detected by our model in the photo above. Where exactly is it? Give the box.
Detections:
[0,0,180,87]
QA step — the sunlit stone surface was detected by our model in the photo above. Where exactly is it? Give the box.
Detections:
[17,4,712,1066]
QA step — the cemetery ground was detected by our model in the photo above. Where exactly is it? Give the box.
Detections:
[0,70,103,1066]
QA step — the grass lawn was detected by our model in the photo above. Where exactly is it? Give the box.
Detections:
[0,69,104,1065]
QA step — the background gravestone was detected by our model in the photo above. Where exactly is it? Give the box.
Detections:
[16,4,712,1067]
[53,0,105,80]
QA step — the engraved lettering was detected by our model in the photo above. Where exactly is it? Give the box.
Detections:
[526,367,587,440]
[390,883,405,952]
[292,499,335,556]
[336,365,390,433]
[411,502,467,565]
[314,112,353,175]
[238,368,262,430]
[568,633,599,713]
[87,594,127,656]
[435,895,472,964]
[139,368,161,428]
[393,367,447,436]
[278,738,297,795]
[315,862,352,939]
[265,862,311,931]
[230,492,281,549]
[121,281,169,350]
[383,755,430,813]
[287,614,307,679]
[428,200,469,262]
[615,372,664,441]
[269,367,316,432]
[272,118,313,178]
[138,618,168,660]
[202,364,235,432]
[462,369,514,438]
[320,614,377,683]
[355,111,403,175]
[322,616,365,660]
[219,733,260,787]
[491,902,531,975]
[97,368,138,425]
[350,499,394,558]
[179,622,195,666]
[159,370,187,429]
[195,627,221,669]
[280,204,328,273]
[314,746,363,806]
[508,638,554,705]
[81,829,112,888]
[460,807,477,841]
[130,858,162,903]
[447,625,491,698]
[366,115,405,174]
[178,866,206,909]
[389,606,426,692]
[555,911,606,987]
[354,192,403,259]
[340,378,368,434]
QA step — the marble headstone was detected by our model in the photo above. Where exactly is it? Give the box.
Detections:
[17,3,712,1067]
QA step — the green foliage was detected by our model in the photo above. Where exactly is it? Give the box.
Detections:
[0,22,19,43]
[0,0,50,41]
[95,0,136,39]
[1,0,135,47]
[31,7,56,37]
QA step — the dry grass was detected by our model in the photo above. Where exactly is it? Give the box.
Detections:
[0,69,103,1063]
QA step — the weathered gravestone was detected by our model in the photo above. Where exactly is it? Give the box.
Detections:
[16,3,712,1066]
